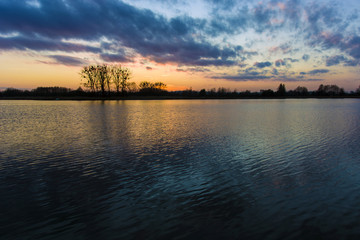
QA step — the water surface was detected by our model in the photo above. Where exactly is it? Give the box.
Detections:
[1,99,360,239]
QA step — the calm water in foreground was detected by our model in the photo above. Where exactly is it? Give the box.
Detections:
[1,99,360,239]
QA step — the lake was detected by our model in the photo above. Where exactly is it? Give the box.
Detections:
[1,99,360,239]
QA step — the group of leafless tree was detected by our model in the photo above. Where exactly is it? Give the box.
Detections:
[80,64,168,96]
[80,64,134,96]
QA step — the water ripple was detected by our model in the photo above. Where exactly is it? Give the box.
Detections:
[1,99,360,239]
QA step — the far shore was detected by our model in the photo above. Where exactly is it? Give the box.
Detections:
[1,95,359,101]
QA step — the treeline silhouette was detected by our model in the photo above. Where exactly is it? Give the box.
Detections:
[176,84,359,98]
[2,83,360,99]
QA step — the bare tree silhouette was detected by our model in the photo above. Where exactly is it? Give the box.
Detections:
[81,64,132,96]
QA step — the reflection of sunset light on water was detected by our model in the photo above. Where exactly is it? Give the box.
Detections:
[1,99,360,238]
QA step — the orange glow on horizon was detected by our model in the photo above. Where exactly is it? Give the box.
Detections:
[1,51,359,92]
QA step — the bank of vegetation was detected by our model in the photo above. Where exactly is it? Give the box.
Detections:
[2,84,360,99]
[1,64,360,99]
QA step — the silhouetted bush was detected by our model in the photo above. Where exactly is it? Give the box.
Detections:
[260,89,275,97]
[32,87,71,96]
[316,84,345,96]
[138,81,168,96]
[199,89,206,97]
[3,88,24,97]
[293,86,309,96]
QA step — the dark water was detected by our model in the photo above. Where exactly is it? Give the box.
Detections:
[1,99,360,239]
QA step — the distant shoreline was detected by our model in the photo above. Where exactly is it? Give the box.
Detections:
[1,96,359,101]
[2,84,359,100]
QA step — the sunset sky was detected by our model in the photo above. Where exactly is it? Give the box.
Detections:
[1,0,360,91]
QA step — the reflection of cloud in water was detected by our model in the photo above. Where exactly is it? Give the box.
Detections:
[1,99,360,239]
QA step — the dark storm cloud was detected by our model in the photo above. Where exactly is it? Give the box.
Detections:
[170,17,189,35]
[254,61,272,68]
[0,0,240,67]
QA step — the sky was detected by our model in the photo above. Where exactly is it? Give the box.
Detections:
[0,0,360,91]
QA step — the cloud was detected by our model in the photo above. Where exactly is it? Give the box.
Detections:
[0,0,359,74]
[307,32,360,64]
[170,17,189,35]
[284,58,299,63]
[0,0,241,67]
[100,53,133,63]
[188,67,211,72]
[305,3,342,35]
[344,59,359,66]
[307,69,330,75]
[269,43,293,54]
[0,35,100,53]
[211,75,271,81]
[326,55,347,66]
[346,36,360,59]
[275,59,285,67]
[274,58,299,68]
[48,55,85,66]
[272,68,279,75]
[208,0,236,11]
[302,54,310,61]
[254,61,272,68]
[146,66,153,70]
[176,67,210,73]
[302,4,360,64]
[210,70,324,82]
